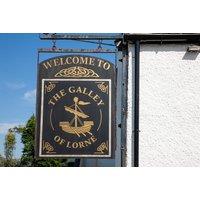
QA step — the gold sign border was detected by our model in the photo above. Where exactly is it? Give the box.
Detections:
[39,79,112,157]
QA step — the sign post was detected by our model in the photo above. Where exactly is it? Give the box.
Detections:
[36,55,116,158]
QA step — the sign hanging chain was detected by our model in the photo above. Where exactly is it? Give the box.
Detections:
[52,39,57,50]
[97,39,103,50]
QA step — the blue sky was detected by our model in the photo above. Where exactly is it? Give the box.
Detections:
[0,33,115,158]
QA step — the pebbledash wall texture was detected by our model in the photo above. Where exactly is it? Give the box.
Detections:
[140,44,200,167]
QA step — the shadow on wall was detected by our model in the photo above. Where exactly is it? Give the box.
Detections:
[182,52,199,60]
[140,44,200,60]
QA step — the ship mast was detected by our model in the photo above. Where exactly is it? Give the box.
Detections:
[74,97,78,128]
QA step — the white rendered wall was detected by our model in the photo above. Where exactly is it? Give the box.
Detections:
[140,44,200,167]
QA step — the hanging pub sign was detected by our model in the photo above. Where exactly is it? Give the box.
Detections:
[35,55,116,158]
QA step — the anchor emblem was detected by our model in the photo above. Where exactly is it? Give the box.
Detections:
[59,97,94,137]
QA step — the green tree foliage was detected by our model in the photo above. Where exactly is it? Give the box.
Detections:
[4,130,16,167]
[15,115,68,167]
[0,154,5,167]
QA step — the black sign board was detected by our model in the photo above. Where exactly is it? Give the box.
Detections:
[36,55,116,158]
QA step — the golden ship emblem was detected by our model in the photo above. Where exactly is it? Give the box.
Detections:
[59,97,94,137]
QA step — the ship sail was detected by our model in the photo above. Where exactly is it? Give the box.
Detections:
[64,106,89,119]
